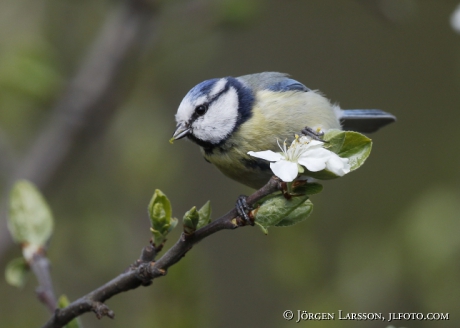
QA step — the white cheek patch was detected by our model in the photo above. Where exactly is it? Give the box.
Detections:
[193,87,239,144]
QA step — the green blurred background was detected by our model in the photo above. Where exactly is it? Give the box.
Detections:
[1,0,460,327]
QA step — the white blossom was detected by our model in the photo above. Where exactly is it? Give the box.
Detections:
[248,136,350,182]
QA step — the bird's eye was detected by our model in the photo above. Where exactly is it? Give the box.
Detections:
[195,104,208,116]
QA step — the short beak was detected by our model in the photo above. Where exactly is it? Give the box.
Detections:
[172,123,191,140]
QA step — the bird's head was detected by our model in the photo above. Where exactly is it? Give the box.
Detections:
[172,77,254,148]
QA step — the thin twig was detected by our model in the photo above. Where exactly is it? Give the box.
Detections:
[41,177,280,328]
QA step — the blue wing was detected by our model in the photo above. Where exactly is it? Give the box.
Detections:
[267,78,310,92]
[237,72,310,93]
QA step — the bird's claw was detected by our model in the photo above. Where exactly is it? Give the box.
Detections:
[236,195,254,226]
[301,126,328,143]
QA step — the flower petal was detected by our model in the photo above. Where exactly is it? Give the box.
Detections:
[298,157,327,172]
[326,153,351,176]
[306,140,325,147]
[297,147,331,172]
[248,150,284,162]
[270,160,299,182]
[304,147,332,159]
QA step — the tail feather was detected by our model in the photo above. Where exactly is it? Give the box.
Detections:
[339,109,396,133]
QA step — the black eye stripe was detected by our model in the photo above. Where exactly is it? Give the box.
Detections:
[190,81,231,121]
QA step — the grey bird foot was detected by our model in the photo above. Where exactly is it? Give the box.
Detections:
[236,195,254,226]
[301,126,328,143]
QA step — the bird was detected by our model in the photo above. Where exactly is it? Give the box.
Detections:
[172,72,395,190]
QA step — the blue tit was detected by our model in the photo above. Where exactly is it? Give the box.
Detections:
[172,72,395,190]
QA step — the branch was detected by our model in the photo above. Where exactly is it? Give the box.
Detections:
[14,0,157,188]
[30,252,57,313]
[41,177,280,328]
[0,0,158,259]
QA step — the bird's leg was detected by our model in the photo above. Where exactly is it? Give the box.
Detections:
[301,126,328,143]
[235,195,254,226]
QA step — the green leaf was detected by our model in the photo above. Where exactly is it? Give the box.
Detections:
[322,128,342,141]
[292,182,323,196]
[183,206,200,235]
[254,193,310,233]
[302,130,372,179]
[275,199,313,227]
[5,257,29,288]
[324,130,373,171]
[148,189,172,226]
[58,295,82,328]
[8,180,54,249]
[148,189,176,245]
[254,222,269,235]
[57,294,70,308]
[253,183,320,233]
[197,201,212,229]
